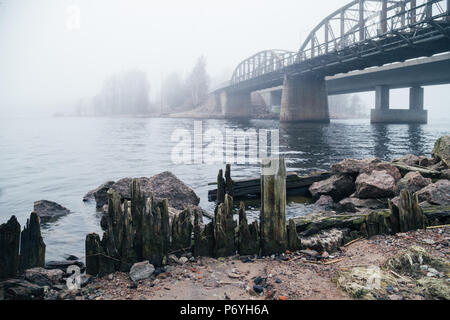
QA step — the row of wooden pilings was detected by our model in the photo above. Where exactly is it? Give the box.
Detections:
[0,212,46,279]
[85,159,297,277]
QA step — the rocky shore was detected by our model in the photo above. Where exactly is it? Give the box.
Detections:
[0,135,449,300]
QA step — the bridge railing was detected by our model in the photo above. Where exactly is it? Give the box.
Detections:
[225,0,449,89]
[298,0,447,62]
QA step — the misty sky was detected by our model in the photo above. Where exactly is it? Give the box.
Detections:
[0,0,449,117]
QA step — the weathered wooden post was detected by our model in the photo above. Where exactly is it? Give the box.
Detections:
[171,208,193,252]
[19,212,46,272]
[287,219,301,251]
[225,164,234,197]
[260,158,287,256]
[216,169,226,204]
[392,189,425,232]
[193,209,214,257]
[238,202,260,255]
[214,194,236,257]
[85,233,103,276]
[0,216,21,279]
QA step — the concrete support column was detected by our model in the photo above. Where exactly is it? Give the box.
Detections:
[409,86,424,111]
[375,85,390,110]
[219,90,252,118]
[280,74,330,123]
[371,85,427,124]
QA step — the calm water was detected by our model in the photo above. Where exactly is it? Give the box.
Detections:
[0,116,449,261]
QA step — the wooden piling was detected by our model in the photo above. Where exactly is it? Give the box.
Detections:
[260,158,287,256]
[0,216,21,279]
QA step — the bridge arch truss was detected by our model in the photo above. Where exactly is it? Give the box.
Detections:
[224,0,449,90]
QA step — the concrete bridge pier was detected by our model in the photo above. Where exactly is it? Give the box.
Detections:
[280,75,330,123]
[218,91,252,118]
[370,85,428,124]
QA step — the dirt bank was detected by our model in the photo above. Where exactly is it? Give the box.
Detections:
[69,226,448,301]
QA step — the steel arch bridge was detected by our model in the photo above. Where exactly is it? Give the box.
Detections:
[220,0,450,92]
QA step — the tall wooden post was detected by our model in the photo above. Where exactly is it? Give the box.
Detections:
[260,158,287,256]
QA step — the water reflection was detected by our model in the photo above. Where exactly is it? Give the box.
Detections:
[372,124,392,160]
[0,117,448,260]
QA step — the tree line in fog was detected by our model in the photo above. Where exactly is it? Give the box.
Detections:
[329,94,370,119]
[74,56,211,116]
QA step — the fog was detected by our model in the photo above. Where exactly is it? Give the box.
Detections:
[0,0,449,118]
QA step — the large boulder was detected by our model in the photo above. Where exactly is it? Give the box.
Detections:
[397,172,432,194]
[129,261,155,282]
[361,162,402,181]
[354,170,397,199]
[313,195,335,211]
[83,181,115,208]
[309,174,355,202]
[338,197,388,213]
[331,158,381,175]
[93,172,200,211]
[33,200,71,221]
[0,279,44,300]
[24,267,63,287]
[432,136,450,167]
[393,154,420,166]
[415,180,450,206]
[83,181,114,202]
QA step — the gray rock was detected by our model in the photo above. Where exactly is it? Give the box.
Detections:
[0,279,44,300]
[179,257,188,264]
[354,170,397,199]
[313,195,335,210]
[331,158,381,175]
[168,254,179,264]
[393,154,420,166]
[415,180,450,206]
[361,162,402,182]
[92,181,115,208]
[45,260,85,273]
[24,267,63,287]
[309,174,355,202]
[33,200,71,221]
[129,261,155,282]
[94,172,199,211]
[397,172,432,194]
[338,197,388,213]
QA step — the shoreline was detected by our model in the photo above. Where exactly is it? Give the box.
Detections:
[1,136,449,300]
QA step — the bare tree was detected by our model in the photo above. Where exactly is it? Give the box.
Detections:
[186,56,210,108]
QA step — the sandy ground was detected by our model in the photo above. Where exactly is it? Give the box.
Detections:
[72,226,449,300]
